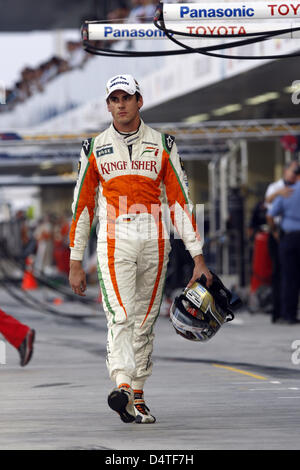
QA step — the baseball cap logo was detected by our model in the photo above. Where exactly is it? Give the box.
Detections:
[110,75,128,84]
[106,74,141,99]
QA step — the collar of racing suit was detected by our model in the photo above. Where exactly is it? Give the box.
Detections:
[111,119,144,147]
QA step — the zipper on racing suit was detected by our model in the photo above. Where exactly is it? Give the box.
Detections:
[128,144,133,161]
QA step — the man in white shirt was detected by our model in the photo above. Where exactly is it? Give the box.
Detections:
[265,161,298,210]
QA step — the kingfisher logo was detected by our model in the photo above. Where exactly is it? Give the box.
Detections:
[180,5,255,18]
[100,160,158,176]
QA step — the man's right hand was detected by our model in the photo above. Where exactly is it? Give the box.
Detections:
[278,186,294,198]
[69,260,87,296]
[265,186,294,204]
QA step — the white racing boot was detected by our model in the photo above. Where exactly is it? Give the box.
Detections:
[107,383,136,423]
[133,390,156,423]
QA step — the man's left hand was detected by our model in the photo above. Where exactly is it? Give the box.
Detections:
[187,254,213,288]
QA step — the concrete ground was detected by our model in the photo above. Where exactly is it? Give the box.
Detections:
[1,284,300,451]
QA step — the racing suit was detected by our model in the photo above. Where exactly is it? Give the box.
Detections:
[69,120,203,389]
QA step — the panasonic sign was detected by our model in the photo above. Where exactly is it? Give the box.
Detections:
[163,2,300,21]
[88,24,167,41]
[87,21,300,41]
[179,6,255,19]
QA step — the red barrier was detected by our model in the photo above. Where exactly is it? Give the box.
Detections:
[250,231,272,292]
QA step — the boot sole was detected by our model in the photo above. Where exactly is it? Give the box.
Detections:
[20,329,35,366]
[108,390,136,423]
[135,414,156,424]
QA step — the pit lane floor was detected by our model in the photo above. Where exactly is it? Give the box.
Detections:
[1,286,300,451]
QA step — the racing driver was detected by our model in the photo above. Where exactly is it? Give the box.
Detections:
[69,73,212,424]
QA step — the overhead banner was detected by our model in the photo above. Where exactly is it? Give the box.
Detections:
[163,2,300,21]
[87,22,300,40]
[87,23,167,40]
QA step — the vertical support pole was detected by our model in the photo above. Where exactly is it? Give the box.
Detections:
[220,155,229,275]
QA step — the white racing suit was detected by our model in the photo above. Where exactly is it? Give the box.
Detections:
[69,120,203,389]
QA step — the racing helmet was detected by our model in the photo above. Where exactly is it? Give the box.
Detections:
[170,271,242,342]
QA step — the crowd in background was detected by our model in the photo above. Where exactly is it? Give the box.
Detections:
[1,0,157,113]
[3,43,89,112]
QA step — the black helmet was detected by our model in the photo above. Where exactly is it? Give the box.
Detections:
[170,271,242,342]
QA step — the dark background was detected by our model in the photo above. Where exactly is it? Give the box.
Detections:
[0,0,131,31]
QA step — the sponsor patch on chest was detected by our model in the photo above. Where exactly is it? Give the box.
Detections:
[96,146,114,157]
[99,159,158,176]
[141,146,160,158]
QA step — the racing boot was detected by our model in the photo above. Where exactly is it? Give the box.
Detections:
[133,389,156,423]
[107,383,136,423]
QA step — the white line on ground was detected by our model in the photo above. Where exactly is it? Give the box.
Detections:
[249,387,300,391]
[249,388,290,391]
[231,381,282,385]
[278,396,300,399]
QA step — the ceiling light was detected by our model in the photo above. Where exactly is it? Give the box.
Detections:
[40,161,53,170]
[183,113,210,123]
[245,92,279,105]
[212,104,242,116]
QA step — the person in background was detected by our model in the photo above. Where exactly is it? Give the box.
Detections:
[267,164,300,324]
[264,160,299,323]
[34,214,54,274]
[53,213,70,276]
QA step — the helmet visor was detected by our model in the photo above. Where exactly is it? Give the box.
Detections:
[170,298,220,342]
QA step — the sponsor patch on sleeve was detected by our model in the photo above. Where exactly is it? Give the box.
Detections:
[81,138,92,157]
[163,134,175,154]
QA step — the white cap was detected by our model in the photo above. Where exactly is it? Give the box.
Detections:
[106,74,141,99]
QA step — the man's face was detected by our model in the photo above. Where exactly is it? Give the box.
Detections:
[284,161,299,183]
[107,90,143,129]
